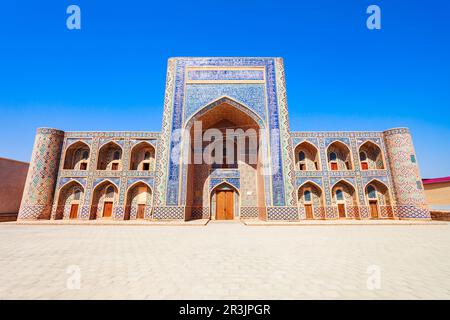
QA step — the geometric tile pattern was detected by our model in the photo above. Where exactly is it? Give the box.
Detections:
[18,128,64,220]
[163,58,290,208]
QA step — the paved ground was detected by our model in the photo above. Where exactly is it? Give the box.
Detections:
[0,222,449,299]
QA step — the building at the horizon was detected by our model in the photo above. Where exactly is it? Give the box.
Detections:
[18,57,430,221]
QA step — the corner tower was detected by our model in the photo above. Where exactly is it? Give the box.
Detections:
[383,128,430,219]
[18,128,65,220]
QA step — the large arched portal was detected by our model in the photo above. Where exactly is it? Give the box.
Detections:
[184,99,266,220]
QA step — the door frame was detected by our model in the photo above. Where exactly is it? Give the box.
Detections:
[210,182,240,220]
[69,203,79,219]
[102,201,114,218]
[369,200,379,219]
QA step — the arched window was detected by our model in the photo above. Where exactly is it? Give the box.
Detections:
[299,151,306,161]
[359,151,367,161]
[113,151,121,160]
[82,150,89,160]
[367,185,377,199]
[144,151,150,160]
[336,189,344,201]
[105,186,115,199]
[304,190,312,202]
[329,152,337,161]
[73,188,81,200]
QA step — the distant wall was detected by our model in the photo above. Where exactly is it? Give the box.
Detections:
[424,181,450,211]
[0,158,29,215]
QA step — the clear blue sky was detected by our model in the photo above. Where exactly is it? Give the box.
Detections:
[0,0,449,178]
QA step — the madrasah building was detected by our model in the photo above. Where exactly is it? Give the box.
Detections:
[18,57,430,222]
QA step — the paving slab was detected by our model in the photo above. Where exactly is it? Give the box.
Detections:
[0,223,449,299]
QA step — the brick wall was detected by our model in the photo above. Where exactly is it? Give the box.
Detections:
[0,158,29,219]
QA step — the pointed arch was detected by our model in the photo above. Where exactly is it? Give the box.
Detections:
[297,180,325,219]
[93,178,120,191]
[364,178,388,190]
[126,179,153,193]
[184,96,266,131]
[293,141,321,171]
[129,141,156,171]
[331,178,359,218]
[63,140,91,170]
[297,180,323,193]
[210,181,240,220]
[364,178,392,206]
[326,140,353,171]
[55,180,85,220]
[210,181,240,195]
[90,179,119,219]
[58,179,85,192]
[330,178,356,191]
[97,141,123,170]
[98,140,124,152]
[124,180,153,220]
[358,140,385,170]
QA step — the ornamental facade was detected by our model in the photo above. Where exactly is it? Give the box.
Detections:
[18,57,430,221]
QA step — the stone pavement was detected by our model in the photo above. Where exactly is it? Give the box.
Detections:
[0,222,449,299]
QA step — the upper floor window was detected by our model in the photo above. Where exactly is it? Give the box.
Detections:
[304,190,312,202]
[336,189,344,201]
[82,150,89,160]
[105,186,115,199]
[113,151,121,160]
[73,188,81,200]
[410,155,416,163]
[329,152,337,161]
[367,185,377,199]
[299,151,306,161]
[144,151,150,160]
[359,151,367,161]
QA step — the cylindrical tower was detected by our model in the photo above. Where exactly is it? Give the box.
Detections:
[18,128,64,220]
[383,128,430,219]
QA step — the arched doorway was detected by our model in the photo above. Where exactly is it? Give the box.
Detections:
[56,181,84,220]
[90,181,118,219]
[210,183,239,220]
[331,180,358,219]
[183,98,266,220]
[298,182,324,219]
[125,182,153,220]
[365,180,392,219]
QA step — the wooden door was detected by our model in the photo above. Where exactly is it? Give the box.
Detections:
[103,202,113,218]
[216,190,234,220]
[331,162,338,171]
[369,201,378,219]
[361,162,369,170]
[137,204,146,219]
[69,204,78,219]
[338,204,346,218]
[111,163,119,171]
[305,204,313,219]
